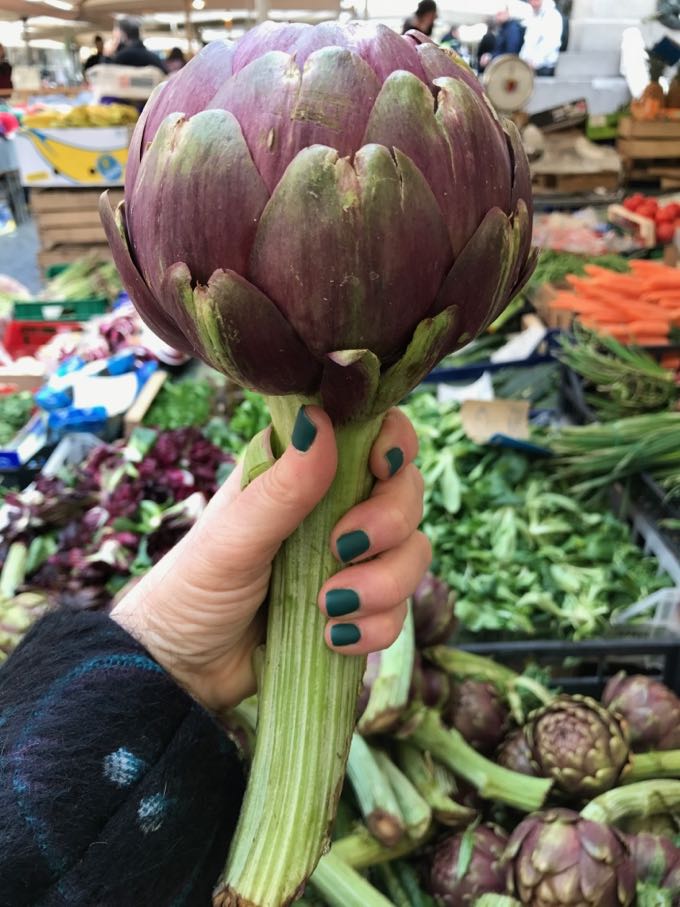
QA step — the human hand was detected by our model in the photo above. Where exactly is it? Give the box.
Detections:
[112,406,430,712]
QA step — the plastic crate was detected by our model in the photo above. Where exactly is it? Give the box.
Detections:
[12,297,108,323]
[458,636,680,697]
[2,320,82,358]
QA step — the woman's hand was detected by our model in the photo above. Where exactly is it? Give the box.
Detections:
[112,406,430,712]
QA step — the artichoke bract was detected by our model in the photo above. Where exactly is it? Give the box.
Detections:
[627,832,680,896]
[603,672,680,752]
[496,728,537,778]
[413,572,458,647]
[506,809,636,907]
[428,824,508,906]
[446,679,509,755]
[526,695,630,798]
[101,20,534,907]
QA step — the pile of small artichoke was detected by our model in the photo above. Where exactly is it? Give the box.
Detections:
[298,576,680,907]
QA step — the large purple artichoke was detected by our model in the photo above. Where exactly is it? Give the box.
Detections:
[603,672,680,752]
[428,824,508,906]
[506,809,636,907]
[446,679,509,755]
[526,695,630,798]
[102,21,534,423]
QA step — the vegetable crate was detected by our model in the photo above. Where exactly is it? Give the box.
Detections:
[12,298,107,323]
[458,635,680,698]
[2,320,81,358]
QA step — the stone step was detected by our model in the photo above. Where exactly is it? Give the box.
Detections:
[527,75,630,116]
[569,18,645,52]
[556,50,621,78]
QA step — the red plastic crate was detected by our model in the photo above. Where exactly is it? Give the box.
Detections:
[2,320,82,358]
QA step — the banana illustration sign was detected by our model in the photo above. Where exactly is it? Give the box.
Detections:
[15,127,129,188]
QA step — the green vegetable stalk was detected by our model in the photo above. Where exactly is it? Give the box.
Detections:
[581,780,680,825]
[347,731,405,846]
[396,742,476,827]
[310,851,394,907]
[408,709,553,812]
[374,749,432,841]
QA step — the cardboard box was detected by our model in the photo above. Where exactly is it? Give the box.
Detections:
[15,127,130,188]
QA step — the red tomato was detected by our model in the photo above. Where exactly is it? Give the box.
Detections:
[656,206,675,223]
[657,222,676,244]
[624,193,645,211]
[638,203,658,219]
[667,202,680,218]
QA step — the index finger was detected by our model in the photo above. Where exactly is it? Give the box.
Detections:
[369,408,419,482]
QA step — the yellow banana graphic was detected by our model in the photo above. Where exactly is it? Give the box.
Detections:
[23,129,128,184]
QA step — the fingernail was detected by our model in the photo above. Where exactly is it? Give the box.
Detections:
[337,530,370,563]
[330,623,361,647]
[385,447,404,477]
[291,406,317,452]
[326,589,360,618]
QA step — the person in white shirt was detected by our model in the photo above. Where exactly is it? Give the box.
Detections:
[520,0,564,76]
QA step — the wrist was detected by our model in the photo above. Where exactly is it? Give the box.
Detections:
[110,585,257,712]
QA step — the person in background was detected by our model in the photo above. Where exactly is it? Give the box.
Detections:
[83,35,105,73]
[0,45,12,93]
[520,0,564,76]
[476,18,497,73]
[165,46,187,74]
[492,6,526,58]
[402,0,438,38]
[106,17,167,73]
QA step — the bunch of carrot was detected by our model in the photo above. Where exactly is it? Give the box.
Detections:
[548,259,680,355]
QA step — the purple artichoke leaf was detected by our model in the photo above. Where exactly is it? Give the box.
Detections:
[417,43,485,97]
[188,269,322,395]
[210,47,381,194]
[432,207,521,343]
[99,195,195,355]
[374,305,459,413]
[249,143,451,363]
[320,349,381,424]
[125,81,163,199]
[505,118,534,221]
[140,39,236,156]
[362,71,457,243]
[433,77,512,255]
[129,110,269,294]
[232,21,308,72]
[345,21,427,83]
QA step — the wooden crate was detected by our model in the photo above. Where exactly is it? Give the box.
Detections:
[29,188,117,271]
[37,244,112,270]
[619,117,680,139]
[30,188,124,214]
[532,170,619,194]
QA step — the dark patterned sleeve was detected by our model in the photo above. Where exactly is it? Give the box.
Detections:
[0,610,246,907]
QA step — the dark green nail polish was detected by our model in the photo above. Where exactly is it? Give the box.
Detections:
[326,589,360,618]
[331,623,361,647]
[385,447,404,477]
[291,406,317,452]
[337,530,370,563]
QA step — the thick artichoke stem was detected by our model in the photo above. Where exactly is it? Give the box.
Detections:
[624,750,680,783]
[581,780,680,824]
[216,397,383,907]
[409,708,553,812]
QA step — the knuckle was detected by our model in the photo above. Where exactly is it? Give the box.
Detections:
[258,463,300,510]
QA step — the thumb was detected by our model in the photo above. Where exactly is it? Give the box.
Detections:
[188,406,337,582]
